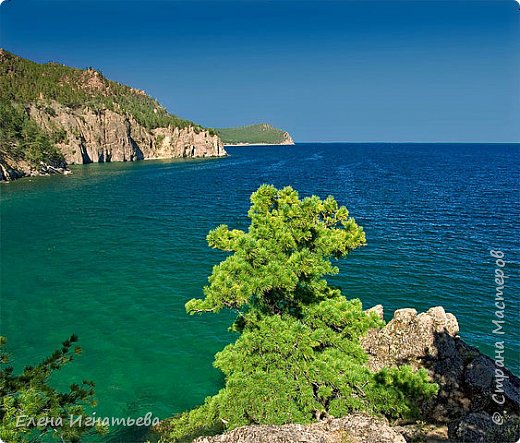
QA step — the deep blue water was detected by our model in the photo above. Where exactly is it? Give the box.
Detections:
[1,143,519,440]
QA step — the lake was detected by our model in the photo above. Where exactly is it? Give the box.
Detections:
[1,143,518,441]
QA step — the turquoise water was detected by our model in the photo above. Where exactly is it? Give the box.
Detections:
[1,143,519,441]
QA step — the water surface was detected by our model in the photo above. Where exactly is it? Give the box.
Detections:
[1,143,518,440]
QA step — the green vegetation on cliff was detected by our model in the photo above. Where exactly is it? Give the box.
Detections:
[0,49,203,132]
[158,185,437,442]
[0,100,65,169]
[215,123,293,145]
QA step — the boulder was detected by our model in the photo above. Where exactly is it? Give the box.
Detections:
[362,306,520,439]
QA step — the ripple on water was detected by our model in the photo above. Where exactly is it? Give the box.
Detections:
[1,143,518,436]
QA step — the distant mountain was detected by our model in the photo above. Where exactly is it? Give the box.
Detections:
[0,49,225,181]
[215,123,294,146]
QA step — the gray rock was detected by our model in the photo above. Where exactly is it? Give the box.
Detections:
[464,354,520,413]
[192,414,406,443]
[361,306,520,423]
[448,412,520,443]
[28,101,226,165]
[365,304,384,320]
[362,306,461,373]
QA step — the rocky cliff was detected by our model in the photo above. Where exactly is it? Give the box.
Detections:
[0,107,225,181]
[363,306,520,442]
[0,49,226,181]
[28,101,225,165]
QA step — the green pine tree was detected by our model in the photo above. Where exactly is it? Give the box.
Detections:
[159,185,437,442]
[0,335,100,443]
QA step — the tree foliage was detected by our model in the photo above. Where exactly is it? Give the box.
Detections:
[0,335,98,443]
[186,184,366,317]
[0,49,213,133]
[215,123,289,145]
[160,185,438,442]
[0,100,64,167]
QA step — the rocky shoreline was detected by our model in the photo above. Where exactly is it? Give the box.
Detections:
[0,49,229,182]
[185,306,520,443]
[0,156,71,182]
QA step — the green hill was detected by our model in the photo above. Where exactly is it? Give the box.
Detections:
[215,123,294,145]
[0,49,203,132]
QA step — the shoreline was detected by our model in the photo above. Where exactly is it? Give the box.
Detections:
[223,142,295,147]
[0,152,227,182]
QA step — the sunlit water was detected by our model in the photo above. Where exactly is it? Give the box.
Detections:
[1,143,518,441]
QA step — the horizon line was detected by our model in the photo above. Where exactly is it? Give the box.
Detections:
[290,141,520,145]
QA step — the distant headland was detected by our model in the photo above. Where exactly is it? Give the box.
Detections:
[215,123,294,146]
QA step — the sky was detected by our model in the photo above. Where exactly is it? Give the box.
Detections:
[0,0,519,142]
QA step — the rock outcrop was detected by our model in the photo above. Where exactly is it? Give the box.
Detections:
[0,151,69,181]
[362,306,520,442]
[0,153,26,181]
[193,414,406,443]
[0,101,226,181]
[27,101,225,166]
[279,130,294,146]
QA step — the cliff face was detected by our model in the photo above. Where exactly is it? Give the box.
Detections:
[0,49,227,181]
[0,103,226,181]
[362,306,520,442]
[279,131,294,145]
[28,102,225,165]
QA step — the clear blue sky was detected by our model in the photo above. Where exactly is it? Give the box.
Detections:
[0,0,519,142]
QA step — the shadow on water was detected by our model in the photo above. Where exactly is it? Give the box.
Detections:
[101,400,163,443]
[105,425,157,443]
